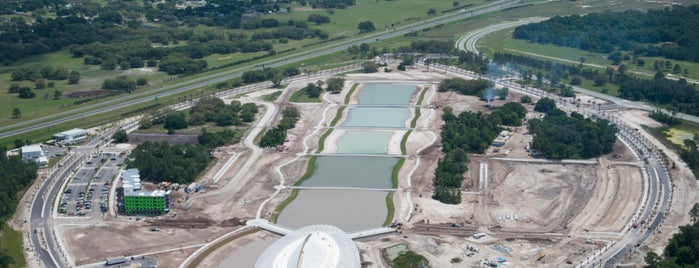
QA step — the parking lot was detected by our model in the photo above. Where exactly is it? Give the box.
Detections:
[59,153,127,217]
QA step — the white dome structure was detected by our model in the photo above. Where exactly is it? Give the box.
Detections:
[254,225,360,268]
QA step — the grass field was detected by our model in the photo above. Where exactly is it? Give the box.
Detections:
[288,88,321,103]
[1,224,26,268]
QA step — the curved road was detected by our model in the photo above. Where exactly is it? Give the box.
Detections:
[455,20,675,267]
[456,18,699,125]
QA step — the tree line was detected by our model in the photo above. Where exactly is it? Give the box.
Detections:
[127,141,211,184]
[140,97,259,132]
[259,106,300,148]
[0,148,38,267]
[494,52,699,117]
[529,98,618,159]
[512,5,699,62]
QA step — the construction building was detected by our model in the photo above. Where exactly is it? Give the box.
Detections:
[491,130,510,147]
[21,144,48,166]
[53,128,88,145]
[120,169,170,216]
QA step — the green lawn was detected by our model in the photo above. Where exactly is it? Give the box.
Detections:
[1,224,26,268]
[289,88,321,103]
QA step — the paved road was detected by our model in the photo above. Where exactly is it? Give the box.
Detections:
[0,0,520,141]
[456,17,699,125]
[29,135,107,267]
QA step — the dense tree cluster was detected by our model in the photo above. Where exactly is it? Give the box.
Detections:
[11,66,76,82]
[112,129,129,143]
[187,97,259,127]
[408,40,454,54]
[307,14,331,24]
[494,52,699,117]
[325,77,345,94]
[357,21,376,33]
[645,218,699,267]
[438,78,491,96]
[303,0,356,9]
[158,55,208,75]
[0,0,325,68]
[512,5,699,62]
[434,108,503,204]
[102,76,136,93]
[528,106,618,159]
[491,102,527,126]
[649,110,682,126]
[0,148,37,266]
[618,76,699,116]
[679,134,699,179]
[303,83,323,98]
[259,106,300,148]
[128,141,211,184]
[198,129,240,148]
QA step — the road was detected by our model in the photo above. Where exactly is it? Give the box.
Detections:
[29,134,109,267]
[0,0,520,141]
[456,17,699,125]
[423,60,672,267]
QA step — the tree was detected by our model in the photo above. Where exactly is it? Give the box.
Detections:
[534,98,556,113]
[18,87,36,99]
[163,111,188,130]
[35,79,46,89]
[112,129,129,143]
[618,64,627,75]
[520,95,532,104]
[570,75,582,85]
[579,56,585,68]
[305,83,322,98]
[673,64,682,74]
[8,83,20,93]
[53,90,62,100]
[326,77,345,94]
[357,21,375,33]
[363,62,378,73]
[11,108,21,118]
[136,78,148,86]
[654,71,665,80]
[427,8,436,15]
[67,71,80,84]
[593,74,607,86]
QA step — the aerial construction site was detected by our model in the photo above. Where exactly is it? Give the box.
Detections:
[15,62,698,268]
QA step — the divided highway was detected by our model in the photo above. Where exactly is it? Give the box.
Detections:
[0,0,520,140]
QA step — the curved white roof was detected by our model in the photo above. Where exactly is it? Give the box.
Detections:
[254,225,360,268]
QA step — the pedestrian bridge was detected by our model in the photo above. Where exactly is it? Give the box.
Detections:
[287,186,398,192]
[304,153,407,158]
[246,219,397,239]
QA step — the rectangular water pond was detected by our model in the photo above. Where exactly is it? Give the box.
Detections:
[358,84,418,105]
[336,130,394,154]
[277,190,388,232]
[300,156,397,189]
[342,107,409,128]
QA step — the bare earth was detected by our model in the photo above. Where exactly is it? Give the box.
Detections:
[30,66,696,268]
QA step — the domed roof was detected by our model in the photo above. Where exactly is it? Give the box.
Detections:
[254,225,360,268]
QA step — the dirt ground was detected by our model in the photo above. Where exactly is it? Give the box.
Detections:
[46,67,699,268]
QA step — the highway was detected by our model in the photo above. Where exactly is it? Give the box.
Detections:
[0,0,520,141]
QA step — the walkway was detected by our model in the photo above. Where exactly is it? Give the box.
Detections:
[306,153,406,158]
[287,186,398,192]
[246,219,294,236]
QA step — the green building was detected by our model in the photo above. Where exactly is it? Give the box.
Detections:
[121,169,170,216]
